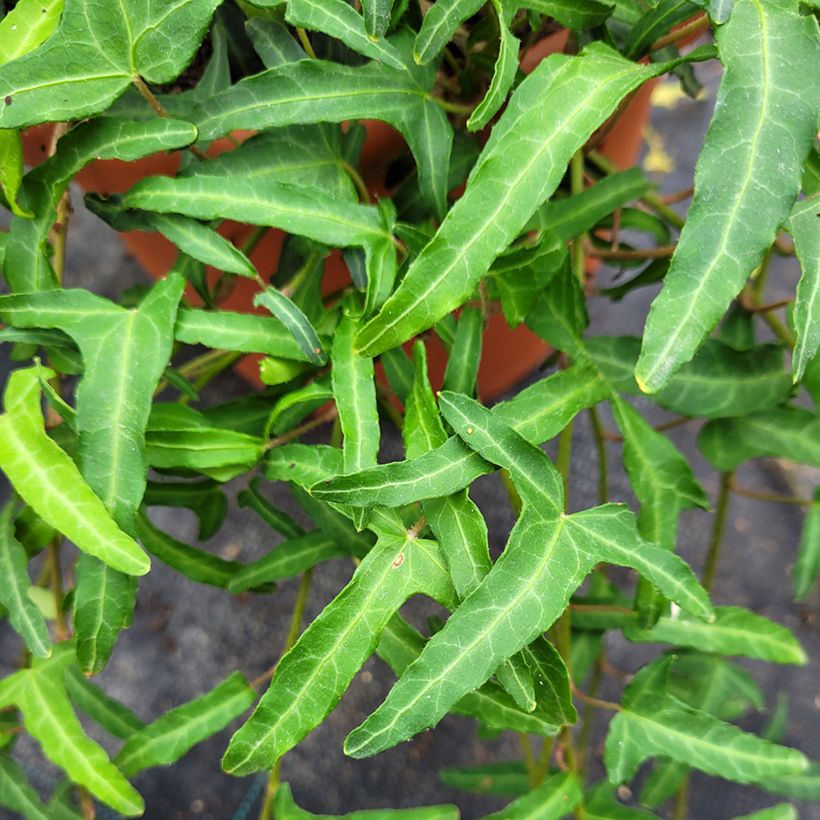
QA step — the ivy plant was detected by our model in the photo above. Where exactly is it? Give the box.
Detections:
[0,0,818,817]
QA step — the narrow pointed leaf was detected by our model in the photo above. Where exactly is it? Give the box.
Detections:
[0,502,50,658]
[238,478,307,539]
[247,19,306,68]
[0,368,149,575]
[144,480,228,542]
[285,0,402,66]
[732,807,797,820]
[439,762,530,796]
[274,783,458,820]
[794,488,820,599]
[354,45,656,357]
[442,307,483,396]
[223,534,455,774]
[0,0,221,128]
[314,364,607,507]
[484,772,581,820]
[64,667,145,740]
[759,762,820,801]
[625,606,806,664]
[116,672,255,777]
[3,118,197,292]
[377,616,562,737]
[191,47,452,216]
[0,645,143,815]
[0,753,51,820]
[0,130,31,218]
[175,307,311,361]
[624,0,701,58]
[788,193,820,381]
[264,443,344,487]
[635,0,819,391]
[698,407,820,471]
[255,287,326,365]
[605,659,808,787]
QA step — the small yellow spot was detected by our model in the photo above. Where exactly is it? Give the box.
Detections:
[466,427,474,434]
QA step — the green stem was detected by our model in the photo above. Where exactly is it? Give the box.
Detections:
[340,160,371,204]
[587,407,608,506]
[295,27,317,59]
[730,483,814,507]
[519,733,539,787]
[433,97,473,115]
[673,774,690,820]
[532,737,555,786]
[577,656,603,777]
[702,471,732,593]
[556,420,574,509]
[570,151,586,283]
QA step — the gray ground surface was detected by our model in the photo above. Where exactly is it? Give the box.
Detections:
[1,60,818,819]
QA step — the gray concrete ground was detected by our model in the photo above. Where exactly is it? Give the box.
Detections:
[1,59,818,819]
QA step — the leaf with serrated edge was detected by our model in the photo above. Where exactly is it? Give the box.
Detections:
[0,502,50,658]
[313,364,608,508]
[342,395,711,758]
[605,658,808,787]
[0,368,148,575]
[354,45,656,357]
[788,194,820,382]
[0,0,221,128]
[625,606,806,665]
[115,672,255,777]
[222,534,455,774]
[4,118,197,292]
[0,644,143,815]
[636,0,819,391]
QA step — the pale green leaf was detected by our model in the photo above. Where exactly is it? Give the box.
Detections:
[0,129,31,218]
[732,805,797,820]
[223,534,456,774]
[354,44,657,357]
[605,658,808,787]
[175,307,311,362]
[116,672,255,777]
[0,0,63,66]
[0,368,149,575]
[264,443,344,487]
[0,752,51,820]
[0,501,51,658]
[788,193,820,381]
[0,0,221,127]
[485,772,581,820]
[759,762,820,801]
[274,782,458,820]
[0,644,143,815]
[636,0,820,391]
[625,606,806,664]
[794,488,820,599]
[3,118,197,292]
[698,407,820,471]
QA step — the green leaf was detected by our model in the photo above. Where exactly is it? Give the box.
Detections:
[247,19,306,67]
[64,667,145,740]
[0,0,221,128]
[0,0,64,66]
[788,193,820,382]
[85,195,258,279]
[0,644,143,815]
[625,606,806,664]
[264,443,344,487]
[144,480,228,542]
[255,287,326,366]
[3,118,197,293]
[635,0,819,391]
[223,534,455,774]
[175,307,311,362]
[285,0,403,66]
[354,44,656,357]
[585,783,658,820]
[759,762,820,801]
[605,658,808,788]
[794,488,820,599]
[484,772,581,820]
[731,805,797,820]
[0,130,31,218]
[442,307,483,396]
[0,752,51,820]
[116,672,255,777]
[527,168,649,238]
[266,377,334,438]
[313,364,608,507]
[343,395,711,758]
[227,532,344,593]
[238,479,306,539]
[0,368,149,575]
[377,616,561,738]
[439,762,529,796]
[0,501,50,657]
[698,406,820,471]
[191,41,453,216]
[274,782,458,820]
[135,514,245,590]
[624,0,700,58]
[511,0,614,30]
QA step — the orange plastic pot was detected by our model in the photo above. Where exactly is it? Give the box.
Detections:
[22,30,655,399]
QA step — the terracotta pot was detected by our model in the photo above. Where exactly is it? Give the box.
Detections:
[21,31,654,399]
